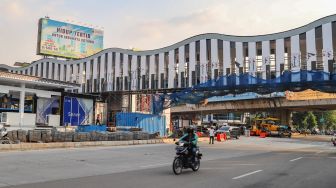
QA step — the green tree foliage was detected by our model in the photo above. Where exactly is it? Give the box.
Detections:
[292,111,308,129]
[314,111,336,131]
[305,112,317,130]
[292,110,336,131]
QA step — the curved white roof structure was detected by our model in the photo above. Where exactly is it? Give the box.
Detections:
[2,14,336,93]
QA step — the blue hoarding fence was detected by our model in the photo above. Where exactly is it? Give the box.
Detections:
[116,112,166,137]
[76,125,107,132]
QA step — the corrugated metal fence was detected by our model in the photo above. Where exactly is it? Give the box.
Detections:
[116,112,166,137]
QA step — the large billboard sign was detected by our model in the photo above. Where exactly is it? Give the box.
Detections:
[37,18,104,59]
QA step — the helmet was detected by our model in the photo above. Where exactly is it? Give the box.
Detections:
[186,127,194,134]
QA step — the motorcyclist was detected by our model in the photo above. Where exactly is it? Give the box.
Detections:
[178,127,198,162]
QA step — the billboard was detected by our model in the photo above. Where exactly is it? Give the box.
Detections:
[37,18,103,59]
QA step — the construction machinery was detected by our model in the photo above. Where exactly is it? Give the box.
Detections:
[250,117,291,137]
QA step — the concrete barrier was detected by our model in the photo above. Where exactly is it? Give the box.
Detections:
[0,139,164,152]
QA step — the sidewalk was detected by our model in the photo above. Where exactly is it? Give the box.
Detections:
[0,139,164,152]
[292,134,333,142]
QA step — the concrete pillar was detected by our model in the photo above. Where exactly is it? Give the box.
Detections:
[279,109,292,127]
[19,83,25,128]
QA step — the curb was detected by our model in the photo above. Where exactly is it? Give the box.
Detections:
[0,139,164,152]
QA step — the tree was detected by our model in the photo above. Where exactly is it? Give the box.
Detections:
[305,111,317,130]
[314,111,336,131]
[292,111,308,129]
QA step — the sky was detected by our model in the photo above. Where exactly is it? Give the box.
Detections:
[1,0,336,66]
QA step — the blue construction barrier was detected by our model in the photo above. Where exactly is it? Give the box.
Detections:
[116,112,166,137]
[76,125,107,132]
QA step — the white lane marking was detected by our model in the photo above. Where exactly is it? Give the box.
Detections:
[232,164,258,166]
[328,157,336,159]
[232,170,263,180]
[316,151,324,154]
[290,157,303,162]
[140,163,170,168]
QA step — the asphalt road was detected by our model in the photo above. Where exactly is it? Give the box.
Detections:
[1,137,335,188]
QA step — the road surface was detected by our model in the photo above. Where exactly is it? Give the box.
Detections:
[0,137,335,188]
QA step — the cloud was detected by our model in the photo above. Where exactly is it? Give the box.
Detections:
[113,0,336,51]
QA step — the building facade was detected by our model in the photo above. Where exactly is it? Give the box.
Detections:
[2,15,336,94]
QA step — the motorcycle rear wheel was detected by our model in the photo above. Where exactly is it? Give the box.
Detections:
[172,157,183,175]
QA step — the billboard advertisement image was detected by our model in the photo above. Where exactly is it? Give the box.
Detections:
[63,96,94,126]
[37,18,104,59]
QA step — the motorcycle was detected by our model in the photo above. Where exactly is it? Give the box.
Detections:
[332,135,336,146]
[172,141,202,175]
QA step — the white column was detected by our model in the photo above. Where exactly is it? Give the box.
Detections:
[290,35,300,72]
[178,46,185,87]
[42,62,47,78]
[123,55,129,91]
[19,83,25,128]
[100,55,105,91]
[306,29,317,72]
[149,55,155,89]
[200,39,207,83]
[115,53,120,90]
[140,55,146,89]
[223,41,231,75]
[27,66,31,75]
[54,63,59,80]
[248,42,257,76]
[107,52,113,91]
[262,41,270,79]
[235,42,243,85]
[86,61,91,92]
[158,53,164,89]
[276,39,285,78]
[168,50,175,88]
[235,42,243,75]
[223,41,231,86]
[91,58,97,91]
[211,39,218,79]
[131,55,137,91]
[66,64,71,82]
[72,64,77,83]
[79,63,83,92]
[32,65,36,76]
[189,42,196,87]
[60,64,65,81]
[322,22,333,73]
[48,62,52,79]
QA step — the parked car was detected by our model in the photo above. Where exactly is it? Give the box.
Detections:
[215,126,240,139]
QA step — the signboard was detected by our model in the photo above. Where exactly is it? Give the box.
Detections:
[37,18,104,59]
[63,96,93,126]
[36,96,59,124]
[285,89,336,101]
